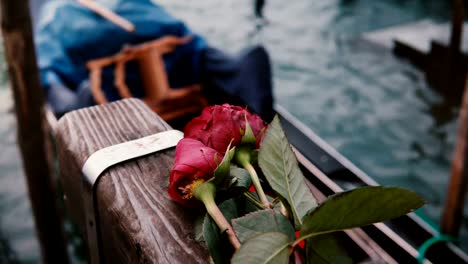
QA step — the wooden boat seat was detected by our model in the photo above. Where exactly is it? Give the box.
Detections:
[86,35,207,121]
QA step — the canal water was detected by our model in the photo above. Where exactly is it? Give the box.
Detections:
[0,0,465,262]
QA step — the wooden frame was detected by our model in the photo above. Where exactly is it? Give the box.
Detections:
[86,36,207,121]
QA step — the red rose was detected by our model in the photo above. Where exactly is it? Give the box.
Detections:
[184,104,266,153]
[168,138,220,208]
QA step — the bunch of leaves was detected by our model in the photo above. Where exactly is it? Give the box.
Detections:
[200,116,425,263]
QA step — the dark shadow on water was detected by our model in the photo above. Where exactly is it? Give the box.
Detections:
[0,234,19,264]
[55,173,87,263]
[0,194,19,264]
[246,15,269,42]
[396,41,466,128]
[254,0,265,19]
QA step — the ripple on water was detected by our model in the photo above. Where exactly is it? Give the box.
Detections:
[0,59,40,262]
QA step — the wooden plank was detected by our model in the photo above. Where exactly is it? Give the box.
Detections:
[441,0,467,237]
[77,0,135,32]
[441,74,468,236]
[0,1,69,263]
[56,98,209,263]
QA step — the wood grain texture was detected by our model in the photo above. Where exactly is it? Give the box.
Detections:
[442,74,468,236]
[0,1,68,263]
[56,99,210,263]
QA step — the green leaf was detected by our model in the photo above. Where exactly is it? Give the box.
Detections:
[241,114,257,145]
[216,166,253,202]
[212,145,235,186]
[203,197,260,263]
[231,232,291,264]
[258,116,317,227]
[230,166,253,190]
[306,234,352,264]
[194,214,205,242]
[203,214,226,263]
[203,199,238,264]
[232,209,296,243]
[299,186,425,240]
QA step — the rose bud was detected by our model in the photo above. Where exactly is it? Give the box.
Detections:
[184,104,266,153]
[168,138,220,208]
[167,138,241,249]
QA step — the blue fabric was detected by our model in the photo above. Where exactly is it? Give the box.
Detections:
[35,0,274,119]
[201,46,274,120]
[35,0,206,111]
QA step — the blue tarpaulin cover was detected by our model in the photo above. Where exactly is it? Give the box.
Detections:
[35,0,273,119]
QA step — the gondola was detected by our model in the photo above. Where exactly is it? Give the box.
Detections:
[31,0,468,263]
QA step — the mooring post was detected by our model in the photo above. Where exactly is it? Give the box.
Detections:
[441,74,468,236]
[440,0,467,237]
[0,1,68,263]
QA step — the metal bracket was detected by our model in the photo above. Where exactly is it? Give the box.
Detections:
[81,129,183,263]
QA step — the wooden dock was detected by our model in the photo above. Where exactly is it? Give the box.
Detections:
[363,18,468,102]
[364,20,468,54]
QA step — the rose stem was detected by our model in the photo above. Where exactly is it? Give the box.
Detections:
[194,182,241,250]
[280,201,290,218]
[291,246,305,264]
[235,149,270,208]
[271,197,281,206]
[244,162,270,208]
[243,192,268,209]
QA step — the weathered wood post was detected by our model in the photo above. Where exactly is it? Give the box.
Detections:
[449,0,464,57]
[440,0,467,237]
[448,0,465,97]
[441,75,468,236]
[56,99,209,263]
[0,0,69,263]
